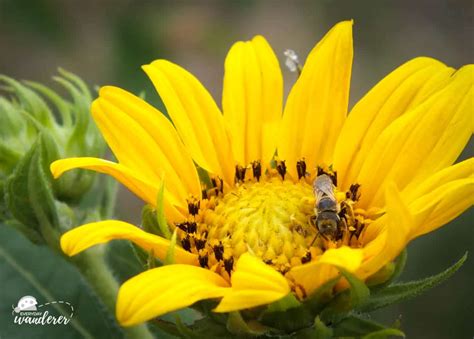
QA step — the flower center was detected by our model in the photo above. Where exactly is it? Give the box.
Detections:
[205,178,317,273]
[175,161,369,280]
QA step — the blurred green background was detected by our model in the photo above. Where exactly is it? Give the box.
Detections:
[0,0,472,338]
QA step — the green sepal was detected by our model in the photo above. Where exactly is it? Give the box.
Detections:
[129,243,161,270]
[226,311,270,336]
[358,252,467,313]
[265,293,301,312]
[369,249,407,290]
[4,136,60,248]
[150,318,182,338]
[142,204,162,235]
[303,275,341,314]
[164,229,178,265]
[156,179,171,239]
[293,316,333,339]
[0,141,22,173]
[24,79,72,127]
[0,75,54,128]
[261,277,341,334]
[260,301,313,333]
[332,315,404,338]
[155,313,229,339]
[320,268,370,323]
[106,240,143,282]
[175,314,201,338]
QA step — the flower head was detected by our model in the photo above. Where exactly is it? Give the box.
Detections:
[51,21,473,328]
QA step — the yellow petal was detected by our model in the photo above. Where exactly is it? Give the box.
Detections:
[143,60,235,185]
[358,183,413,279]
[93,86,201,204]
[278,20,353,179]
[403,157,474,202]
[60,220,197,265]
[334,57,455,189]
[287,246,363,297]
[356,65,473,208]
[50,157,184,221]
[223,35,283,165]
[214,253,290,312]
[117,265,229,326]
[409,177,474,239]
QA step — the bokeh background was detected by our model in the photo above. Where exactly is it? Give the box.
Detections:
[1,0,472,338]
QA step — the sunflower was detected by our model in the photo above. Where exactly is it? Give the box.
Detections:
[51,20,473,327]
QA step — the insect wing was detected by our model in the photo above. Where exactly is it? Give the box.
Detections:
[314,175,336,201]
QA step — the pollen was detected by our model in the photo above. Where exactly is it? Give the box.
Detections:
[175,162,370,279]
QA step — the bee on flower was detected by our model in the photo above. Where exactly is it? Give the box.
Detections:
[51,20,473,331]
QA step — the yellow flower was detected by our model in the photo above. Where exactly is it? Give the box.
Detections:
[51,21,473,327]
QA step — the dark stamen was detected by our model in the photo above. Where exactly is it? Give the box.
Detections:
[331,171,338,186]
[199,255,209,268]
[235,165,247,183]
[176,222,188,232]
[224,257,234,274]
[317,166,337,185]
[276,160,287,179]
[252,161,262,181]
[317,166,325,177]
[349,183,361,201]
[181,236,191,251]
[195,239,206,251]
[187,199,200,216]
[301,251,312,264]
[213,243,224,261]
[296,159,307,179]
[218,178,224,193]
[187,221,197,234]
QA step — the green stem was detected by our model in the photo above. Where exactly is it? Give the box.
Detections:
[73,248,154,339]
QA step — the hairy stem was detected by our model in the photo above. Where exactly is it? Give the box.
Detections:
[73,248,153,339]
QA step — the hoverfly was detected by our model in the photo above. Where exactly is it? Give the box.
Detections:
[312,173,346,241]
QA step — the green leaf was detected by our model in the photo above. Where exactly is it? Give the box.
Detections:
[0,224,124,338]
[333,315,404,338]
[142,204,163,236]
[363,328,405,339]
[358,252,467,313]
